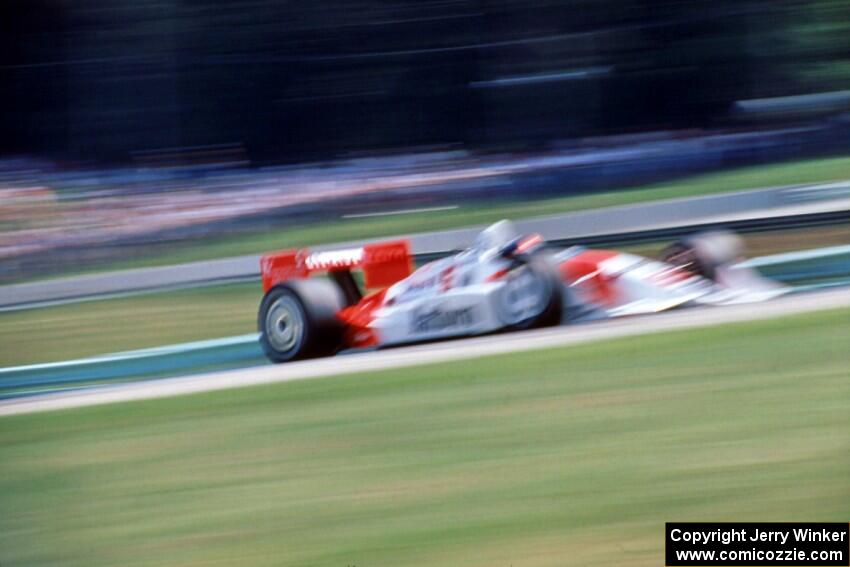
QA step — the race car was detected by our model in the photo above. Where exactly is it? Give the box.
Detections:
[257,220,786,362]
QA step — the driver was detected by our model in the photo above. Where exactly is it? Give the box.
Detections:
[474,219,521,256]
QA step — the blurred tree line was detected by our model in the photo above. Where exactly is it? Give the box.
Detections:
[3,0,850,163]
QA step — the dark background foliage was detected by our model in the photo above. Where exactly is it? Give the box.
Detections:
[3,0,849,163]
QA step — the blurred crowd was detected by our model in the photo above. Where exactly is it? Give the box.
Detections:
[2,119,848,276]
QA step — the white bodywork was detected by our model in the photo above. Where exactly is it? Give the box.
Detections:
[370,221,551,345]
[360,222,787,347]
[556,249,787,318]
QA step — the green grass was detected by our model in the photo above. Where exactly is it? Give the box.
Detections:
[1,308,848,567]
[0,282,259,366]
[12,155,850,280]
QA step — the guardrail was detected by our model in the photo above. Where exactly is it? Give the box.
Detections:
[536,209,850,253]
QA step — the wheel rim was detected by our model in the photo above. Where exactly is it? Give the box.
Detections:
[265,295,304,353]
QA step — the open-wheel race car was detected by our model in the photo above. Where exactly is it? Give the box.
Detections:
[257,220,786,362]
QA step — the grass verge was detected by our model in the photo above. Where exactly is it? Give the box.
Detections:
[0,283,258,366]
[0,307,848,566]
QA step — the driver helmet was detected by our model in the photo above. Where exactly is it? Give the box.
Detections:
[474,219,520,253]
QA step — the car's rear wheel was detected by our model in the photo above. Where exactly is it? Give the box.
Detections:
[498,253,563,330]
[258,279,346,363]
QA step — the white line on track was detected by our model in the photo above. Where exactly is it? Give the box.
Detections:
[0,276,259,314]
[2,287,849,417]
[341,205,460,219]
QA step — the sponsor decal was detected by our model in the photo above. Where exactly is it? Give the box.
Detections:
[396,260,453,299]
[260,256,271,272]
[405,276,438,292]
[305,248,364,270]
[365,244,409,263]
[410,305,477,334]
[440,266,455,291]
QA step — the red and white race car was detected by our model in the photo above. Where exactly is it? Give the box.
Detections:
[257,220,785,362]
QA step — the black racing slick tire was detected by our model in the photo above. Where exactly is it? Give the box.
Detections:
[501,252,563,330]
[258,279,347,363]
[660,230,744,281]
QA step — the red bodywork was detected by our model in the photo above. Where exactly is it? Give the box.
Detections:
[260,240,413,349]
[260,239,413,292]
[559,249,620,306]
[336,288,388,347]
[558,248,694,306]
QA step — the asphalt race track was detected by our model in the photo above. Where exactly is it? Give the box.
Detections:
[1,286,848,417]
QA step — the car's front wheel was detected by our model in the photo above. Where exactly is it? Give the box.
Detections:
[498,253,563,330]
[660,230,744,281]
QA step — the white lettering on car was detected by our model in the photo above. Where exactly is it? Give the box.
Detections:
[305,248,364,270]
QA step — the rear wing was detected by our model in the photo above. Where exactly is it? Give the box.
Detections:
[260,239,413,292]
